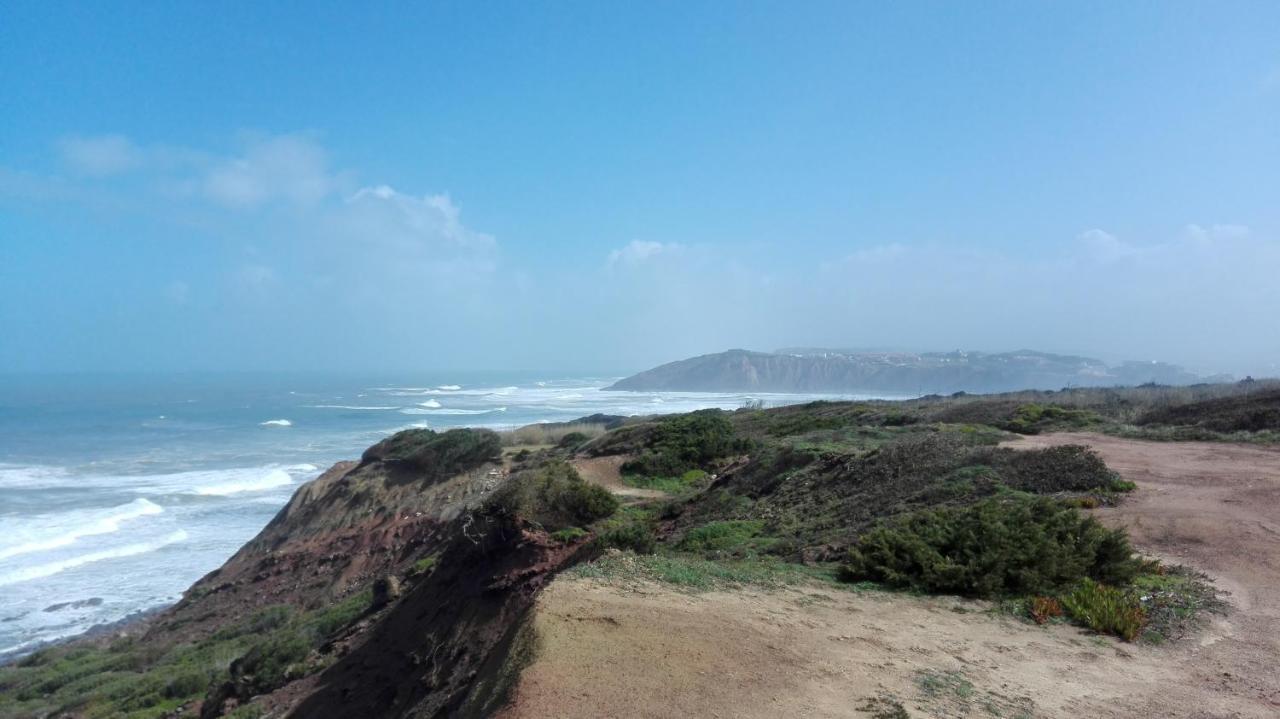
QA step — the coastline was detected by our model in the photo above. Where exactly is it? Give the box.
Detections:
[0,602,168,667]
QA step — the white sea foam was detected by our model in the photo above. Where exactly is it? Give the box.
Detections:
[0,499,164,562]
[0,530,189,587]
[192,468,294,496]
[0,464,71,489]
[260,419,292,427]
[418,399,442,408]
[308,405,399,410]
[437,384,462,391]
[398,407,507,416]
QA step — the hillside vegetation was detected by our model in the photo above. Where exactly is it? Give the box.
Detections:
[3,381,1270,717]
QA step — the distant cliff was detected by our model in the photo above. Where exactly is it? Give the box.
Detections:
[606,348,1216,394]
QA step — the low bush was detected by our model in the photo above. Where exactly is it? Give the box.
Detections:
[622,468,709,494]
[594,506,658,554]
[596,522,657,554]
[1004,403,1100,434]
[621,410,752,477]
[550,526,588,543]
[840,495,1139,597]
[229,631,311,696]
[161,669,208,699]
[362,428,501,482]
[487,461,619,531]
[1060,578,1146,641]
[991,444,1122,494]
[1137,387,1280,433]
[408,555,438,577]
[302,589,372,642]
[678,520,772,554]
[556,431,590,449]
[1029,596,1064,624]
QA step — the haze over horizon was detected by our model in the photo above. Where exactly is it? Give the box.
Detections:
[3,3,1279,378]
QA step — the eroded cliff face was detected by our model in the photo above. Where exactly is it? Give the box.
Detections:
[119,425,603,719]
[150,453,508,645]
[279,515,591,718]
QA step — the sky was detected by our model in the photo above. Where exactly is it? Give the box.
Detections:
[1,2,1278,376]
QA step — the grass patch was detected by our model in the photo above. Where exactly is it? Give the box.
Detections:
[858,694,910,718]
[677,519,778,555]
[621,468,708,494]
[408,554,438,577]
[592,505,659,554]
[571,551,839,592]
[1004,403,1102,434]
[0,590,372,719]
[916,669,974,699]
[550,526,588,543]
[1132,565,1226,643]
[1060,578,1146,641]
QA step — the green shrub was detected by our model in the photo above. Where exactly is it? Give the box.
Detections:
[597,523,656,554]
[550,526,588,543]
[621,410,751,477]
[1004,404,1100,434]
[840,495,1139,597]
[487,461,619,531]
[623,468,708,494]
[361,428,501,481]
[161,668,208,699]
[993,444,1120,494]
[231,631,311,695]
[303,590,371,641]
[409,555,438,577]
[1137,388,1280,432]
[556,431,590,449]
[678,520,770,553]
[1060,578,1146,641]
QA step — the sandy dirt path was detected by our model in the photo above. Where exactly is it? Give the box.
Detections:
[1007,432,1280,714]
[570,455,668,501]
[499,434,1280,718]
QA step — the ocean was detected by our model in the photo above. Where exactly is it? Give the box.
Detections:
[0,372,898,657]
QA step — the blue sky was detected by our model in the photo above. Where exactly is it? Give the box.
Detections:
[2,2,1278,375]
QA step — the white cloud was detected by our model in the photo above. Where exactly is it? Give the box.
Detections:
[607,240,684,267]
[201,135,338,208]
[1077,229,1142,263]
[344,185,495,253]
[57,135,143,176]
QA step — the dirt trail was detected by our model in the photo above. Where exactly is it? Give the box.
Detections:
[1008,432,1280,713]
[570,455,667,501]
[500,434,1280,718]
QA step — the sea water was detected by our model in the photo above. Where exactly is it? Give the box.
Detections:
[0,372,899,657]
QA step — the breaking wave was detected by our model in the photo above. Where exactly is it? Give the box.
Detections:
[0,499,164,562]
[0,530,190,587]
[192,468,295,496]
